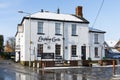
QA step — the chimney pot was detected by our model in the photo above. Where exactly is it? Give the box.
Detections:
[57,8,60,14]
[76,6,83,17]
[41,9,44,12]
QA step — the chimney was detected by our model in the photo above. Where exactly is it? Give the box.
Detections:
[76,6,83,17]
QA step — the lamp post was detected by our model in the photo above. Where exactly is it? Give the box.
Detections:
[18,11,32,67]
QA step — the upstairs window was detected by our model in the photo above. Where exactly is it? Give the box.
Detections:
[38,22,43,34]
[94,34,99,44]
[72,24,77,36]
[55,23,61,35]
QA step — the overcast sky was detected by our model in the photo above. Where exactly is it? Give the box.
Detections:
[0,0,120,43]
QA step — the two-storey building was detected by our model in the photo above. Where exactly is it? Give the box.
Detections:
[15,6,106,67]
[89,28,106,60]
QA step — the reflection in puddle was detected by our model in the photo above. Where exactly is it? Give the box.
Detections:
[14,67,114,80]
[39,70,95,80]
[16,73,30,80]
[15,71,37,80]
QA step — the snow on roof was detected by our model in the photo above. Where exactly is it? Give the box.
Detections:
[111,49,120,53]
[26,12,84,22]
[106,40,117,47]
[89,27,106,33]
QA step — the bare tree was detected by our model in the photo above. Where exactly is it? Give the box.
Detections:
[6,37,15,52]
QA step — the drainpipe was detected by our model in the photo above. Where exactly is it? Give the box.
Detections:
[63,20,65,63]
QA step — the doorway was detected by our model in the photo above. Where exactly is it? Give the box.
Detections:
[81,46,86,60]
[18,51,20,62]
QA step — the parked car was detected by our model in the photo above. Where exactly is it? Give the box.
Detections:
[10,52,15,60]
[112,55,120,59]
[106,53,120,59]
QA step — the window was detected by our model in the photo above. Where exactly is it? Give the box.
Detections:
[55,45,61,55]
[18,24,24,33]
[38,22,43,34]
[94,34,99,44]
[55,23,61,35]
[72,24,77,36]
[95,47,99,57]
[37,44,43,57]
[71,45,77,56]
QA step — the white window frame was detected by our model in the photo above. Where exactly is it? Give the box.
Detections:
[94,34,99,44]
[55,44,61,56]
[71,24,77,35]
[94,47,99,58]
[37,44,43,57]
[71,45,77,56]
[55,23,61,35]
[38,22,43,33]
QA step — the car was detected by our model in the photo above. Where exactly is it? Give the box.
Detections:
[112,55,120,59]
[10,52,15,60]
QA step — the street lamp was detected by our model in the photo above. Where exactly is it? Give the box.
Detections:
[18,11,32,67]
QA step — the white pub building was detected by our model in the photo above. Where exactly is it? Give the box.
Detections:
[15,6,106,67]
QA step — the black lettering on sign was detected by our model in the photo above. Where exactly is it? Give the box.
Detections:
[38,36,61,42]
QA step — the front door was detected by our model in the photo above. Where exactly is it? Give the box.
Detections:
[81,46,86,60]
[18,51,20,62]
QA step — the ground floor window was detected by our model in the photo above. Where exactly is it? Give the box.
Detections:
[95,47,99,57]
[55,45,61,56]
[71,45,77,56]
[37,44,43,57]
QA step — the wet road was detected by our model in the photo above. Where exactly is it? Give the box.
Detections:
[40,67,114,80]
[0,60,119,80]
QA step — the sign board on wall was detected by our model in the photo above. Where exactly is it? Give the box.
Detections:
[38,36,61,42]
[41,53,54,59]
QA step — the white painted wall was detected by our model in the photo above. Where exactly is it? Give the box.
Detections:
[16,18,89,61]
[22,20,64,61]
[16,18,105,62]
[15,33,20,62]
[89,32,105,60]
[64,23,89,60]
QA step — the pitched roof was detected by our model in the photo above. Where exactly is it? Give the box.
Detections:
[106,40,117,48]
[115,40,120,48]
[22,12,89,24]
[111,49,120,53]
[89,27,106,33]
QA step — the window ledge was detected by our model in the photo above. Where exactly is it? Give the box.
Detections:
[37,33,45,35]
[55,55,62,59]
[94,42,99,44]
[37,55,41,57]
[55,34,62,36]
[95,56,100,58]
[71,35,78,36]
[71,55,78,57]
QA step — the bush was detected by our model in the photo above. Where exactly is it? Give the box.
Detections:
[88,57,92,61]
[0,52,10,59]
[102,57,106,60]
